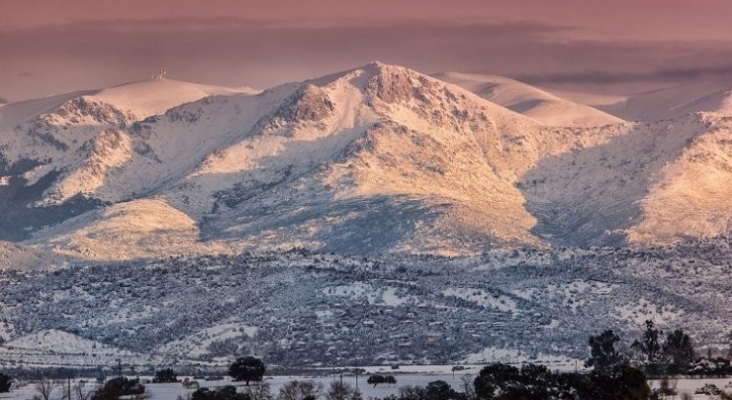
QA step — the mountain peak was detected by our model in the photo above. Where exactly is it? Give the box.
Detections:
[362,60,411,75]
[2,64,731,258]
[93,78,255,119]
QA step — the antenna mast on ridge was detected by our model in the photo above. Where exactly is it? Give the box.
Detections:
[153,68,167,79]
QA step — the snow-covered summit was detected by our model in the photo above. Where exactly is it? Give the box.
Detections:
[93,78,258,119]
[0,63,730,259]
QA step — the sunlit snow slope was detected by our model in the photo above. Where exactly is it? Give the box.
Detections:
[0,64,730,259]
[436,72,625,127]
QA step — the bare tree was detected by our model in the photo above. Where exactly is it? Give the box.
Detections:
[460,375,476,400]
[246,382,273,400]
[73,382,93,400]
[325,381,361,400]
[33,377,59,400]
[278,380,324,400]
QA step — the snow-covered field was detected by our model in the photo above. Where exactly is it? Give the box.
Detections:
[0,374,465,400]
[2,372,732,400]
[648,378,732,400]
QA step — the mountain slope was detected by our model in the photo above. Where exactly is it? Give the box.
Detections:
[627,113,732,244]
[595,76,732,121]
[0,79,257,241]
[167,63,631,255]
[3,242,732,366]
[521,111,732,246]
[1,63,731,258]
[0,240,69,270]
[22,63,550,256]
[29,198,233,260]
[436,72,625,127]
[12,62,629,257]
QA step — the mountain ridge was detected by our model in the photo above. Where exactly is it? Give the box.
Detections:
[0,63,729,260]
[435,71,625,127]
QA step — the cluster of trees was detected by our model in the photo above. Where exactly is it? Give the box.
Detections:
[25,376,145,400]
[366,375,397,387]
[473,363,648,400]
[384,380,467,400]
[183,381,363,400]
[90,377,145,400]
[453,325,694,400]
[213,354,650,400]
[323,381,362,400]
[277,380,324,400]
[183,358,365,400]
[191,385,258,400]
[153,368,179,383]
[687,357,732,377]
[630,321,695,375]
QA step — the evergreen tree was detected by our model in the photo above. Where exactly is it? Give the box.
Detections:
[424,381,464,400]
[662,329,695,374]
[0,373,11,393]
[153,368,178,383]
[586,330,624,373]
[91,377,145,400]
[632,320,661,363]
[632,320,663,374]
[229,357,266,386]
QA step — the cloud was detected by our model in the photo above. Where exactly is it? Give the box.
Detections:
[516,62,732,85]
[656,64,732,80]
[16,72,33,79]
[0,16,574,37]
[3,16,732,99]
[0,17,579,93]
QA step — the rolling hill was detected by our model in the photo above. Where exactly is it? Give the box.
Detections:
[435,71,625,127]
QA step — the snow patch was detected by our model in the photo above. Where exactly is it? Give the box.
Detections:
[442,288,517,313]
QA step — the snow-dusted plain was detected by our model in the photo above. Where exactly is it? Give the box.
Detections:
[2,372,732,400]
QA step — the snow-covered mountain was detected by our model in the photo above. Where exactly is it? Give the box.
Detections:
[596,78,732,122]
[1,63,731,260]
[537,74,732,123]
[435,72,625,127]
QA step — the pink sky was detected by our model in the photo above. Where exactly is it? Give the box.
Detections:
[3,0,732,101]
